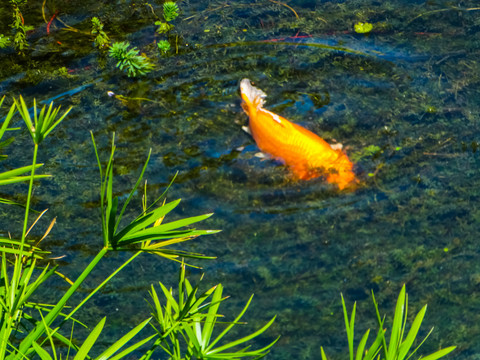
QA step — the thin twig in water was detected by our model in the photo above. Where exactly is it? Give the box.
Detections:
[408,6,480,24]
[423,152,459,157]
[42,0,48,23]
[268,0,299,19]
[184,3,231,21]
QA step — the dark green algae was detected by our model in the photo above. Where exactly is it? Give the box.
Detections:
[1,0,480,358]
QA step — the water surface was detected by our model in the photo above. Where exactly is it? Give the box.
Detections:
[1,0,479,358]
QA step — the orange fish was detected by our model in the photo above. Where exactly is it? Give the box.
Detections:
[240,79,356,190]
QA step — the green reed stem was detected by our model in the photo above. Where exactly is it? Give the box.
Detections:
[2,144,38,360]
[13,247,108,360]
[63,251,142,322]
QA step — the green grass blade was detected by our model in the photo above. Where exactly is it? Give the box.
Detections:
[118,213,214,242]
[418,346,456,360]
[206,293,257,352]
[38,103,49,135]
[142,172,178,214]
[32,342,53,360]
[105,161,115,244]
[74,317,106,360]
[42,106,72,140]
[96,317,151,360]
[114,199,181,242]
[114,149,152,233]
[149,285,164,327]
[397,305,427,360]
[0,101,16,140]
[321,346,329,360]
[109,334,156,360]
[387,284,406,360]
[363,327,385,360]
[0,164,44,180]
[183,322,202,350]
[0,174,50,186]
[207,315,276,355]
[178,263,186,315]
[371,290,388,360]
[356,329,370,360]
[185,284,219,316]
[14,95,34,139]
[22,265,56,307]
[158,283,179,313]
[201,284,223,349]
[341,294,355,360]
[406,327,435,360]
[90,132,103,179]
[107,196,118,246]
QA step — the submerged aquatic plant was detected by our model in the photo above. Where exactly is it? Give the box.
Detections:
[157,39,171,54]
[10,0,33,51]
[108,41,154,77]
[91,16,110,49]
[163,2,179,22]
[354,22,373,34]
[0,34,11,48]
[156,1,179,34]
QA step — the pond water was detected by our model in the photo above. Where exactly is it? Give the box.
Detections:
[1,0,480,359]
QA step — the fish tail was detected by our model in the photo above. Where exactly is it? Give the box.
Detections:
[240,79,267,110]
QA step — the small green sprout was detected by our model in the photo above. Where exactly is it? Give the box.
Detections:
[163,2,179,22]
[354,22,373,34]
[155,21,173,34]
[0,34,11,48]
[91,17,110,49]
[157,40,171,54]
[108,41,154,77]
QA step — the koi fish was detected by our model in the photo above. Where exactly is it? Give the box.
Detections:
[240,79,356,190]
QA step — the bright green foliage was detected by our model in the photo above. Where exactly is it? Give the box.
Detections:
[155,20,173,34]
[108,41,154,77]
[156,2,179,34]
[0,95,70,360]
[0,34,11,48]
[10,1,33,51]
[163,2,179,22]
[351,144,382,162]
[321,285,456,360]
[362,145,381,156]
[354,22,373,34]
[0,96,17,159]
[14,95,72,145]
[91,132,219,258]
[157,40,171,54]
[145,264,279,359]
[0,97,50,204]
[91,17,110,49]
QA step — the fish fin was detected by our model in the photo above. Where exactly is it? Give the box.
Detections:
[240,79,267,109]
[259,108,285,126]
[241,125,252,135]
[254,152,269,159]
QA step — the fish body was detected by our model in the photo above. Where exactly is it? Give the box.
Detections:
[240,79,356,190]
